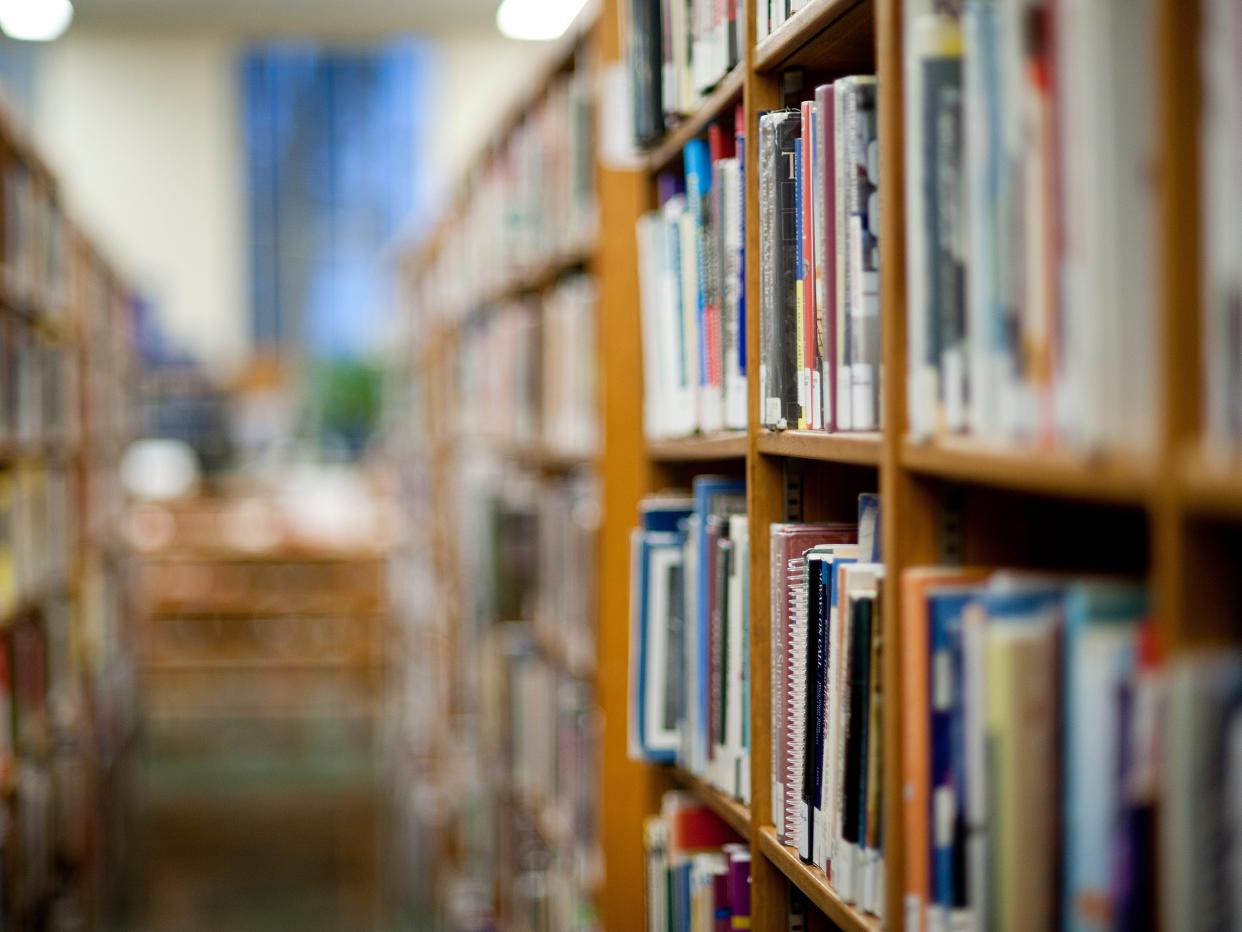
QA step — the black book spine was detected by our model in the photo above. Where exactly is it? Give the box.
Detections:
[630,0,665,147]
[773,113,801,426]
[810,558,831,864]
[800,555,823,863]
[841,595,872,846]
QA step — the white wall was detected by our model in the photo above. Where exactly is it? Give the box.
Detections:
[34,31,247,378]
[30,27,551,375]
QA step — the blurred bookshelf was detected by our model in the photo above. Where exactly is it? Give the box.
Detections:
[390,0,1242,929]
[0,106,138,927]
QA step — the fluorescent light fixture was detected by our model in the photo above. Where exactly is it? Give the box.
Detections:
[496,0,587,41]
[0,0,74,41]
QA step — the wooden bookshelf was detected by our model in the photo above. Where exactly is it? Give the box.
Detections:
[0,107,137,927]
[397,6,609,929]
[901,437,1155,506]
[478,242,596,309]
[758,429,883,465]
[399,0,1239,927]
[1180,452,1242,519]
[647,431,748,461]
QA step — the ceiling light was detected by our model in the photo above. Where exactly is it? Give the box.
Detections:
[496,0,587,41]
[0,0,74,41]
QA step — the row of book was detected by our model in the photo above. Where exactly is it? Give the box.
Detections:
[458,276,599,459]
[533,474,600,677]
[904,0,1155,452]
[481,610,602,929]
[0,319,76,450]
[1201,0,1242,453]
[901,571,1242,932]
[4,164,68,318]
[416,64,597,321]
[637,116,747,438]
[901,570,1151,931]
[0,466,72,617]
[629,476,750,802]
[629,1,743,148]
[759,77,881,434]
[643,791,750,932]
[769,495,883,917]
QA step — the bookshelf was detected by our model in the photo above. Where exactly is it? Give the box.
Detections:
[612,0,1242,929]
[0,110,136,927]
[394,5,607,927]
[398,0,1242,928]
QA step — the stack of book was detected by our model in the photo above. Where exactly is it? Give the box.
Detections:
[769,494,882,917]
[628,1,743,148]
[904,0,1156,453]
[637,115,747,439]
[629,476,750,802]
[4,164,67,317]
[1201,0,1242,455]
[758,78,881,434]
[534,474,601,676]
[900,570,1156,930]
[643,791,750,932]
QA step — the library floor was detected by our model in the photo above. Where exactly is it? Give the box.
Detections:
[122,768,384,931]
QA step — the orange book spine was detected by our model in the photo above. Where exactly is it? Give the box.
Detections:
[900,568,989,932]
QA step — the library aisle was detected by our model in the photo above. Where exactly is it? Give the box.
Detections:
[0,0,1241,930]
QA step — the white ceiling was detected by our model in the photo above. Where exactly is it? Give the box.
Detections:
[70,0,505,37]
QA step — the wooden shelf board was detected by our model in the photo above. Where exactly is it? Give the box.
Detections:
[478,242,596,309]
[494,442,598,472]
[757,430,882,465]
[757,827,881,932]
[645,64,746,175]
[901,437,1154,506]
[141,657,375,673]
[1181,451,1242,519]
[647,431,748,462]
[139,548,387,564]
[754,0,876,74]
[669,767,750,838]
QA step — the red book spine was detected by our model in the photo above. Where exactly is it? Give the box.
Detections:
[800,100,818,429]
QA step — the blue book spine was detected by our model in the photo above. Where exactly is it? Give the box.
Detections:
[684,139,713,393]
[928,591,972,911]
[736,119,746,376]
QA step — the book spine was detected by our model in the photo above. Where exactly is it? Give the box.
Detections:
[800,101,820,431]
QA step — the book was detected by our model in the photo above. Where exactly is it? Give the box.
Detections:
[630,496,696,762]
[1063,581,1148,932]
[1161,650,1242,932]
[759,109,802,429]
[899,566,988,932]
[1201,0,1242,452]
